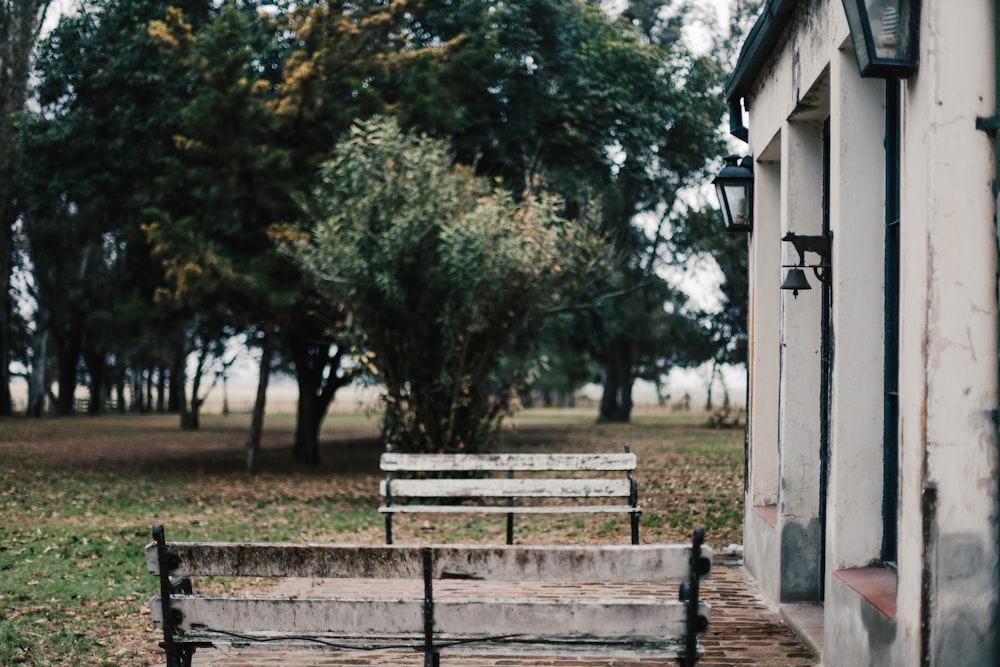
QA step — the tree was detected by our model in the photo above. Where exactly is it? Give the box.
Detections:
[144,0,409,466]
[670,203,749,366]
[0,0,53,414]
[384,0,726,422]
[22,0,212,415]
[293,117,603,452]
[523,312,599,407]
[144,1,292,445]
[581,2,726,422]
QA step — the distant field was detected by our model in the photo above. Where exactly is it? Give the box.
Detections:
[0,407,744,666]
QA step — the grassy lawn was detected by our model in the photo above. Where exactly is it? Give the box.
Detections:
[0,407,744,666]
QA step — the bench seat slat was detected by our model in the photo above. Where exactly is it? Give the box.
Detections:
[381,453,637,472]
[378,504,642,515]
[152,595,706,639]
[145,543,706,581]
[381,478,632,498]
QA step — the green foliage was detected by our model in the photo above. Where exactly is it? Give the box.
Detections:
[669,204,749,365]
[295,117,604,451]
[387,0,728,422]
[9,0,741,442]
[20,0,210,414]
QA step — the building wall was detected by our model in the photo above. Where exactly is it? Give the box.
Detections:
[899,2,999,662]
[740,1,1000,664]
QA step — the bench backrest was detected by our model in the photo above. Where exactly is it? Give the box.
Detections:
[378,450,641,544]
[381,452,636,497]
[379,452,636,504]
[380,452,638,472]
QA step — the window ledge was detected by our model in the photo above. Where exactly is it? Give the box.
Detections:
[753,505,778,528]
[833,567,897,620]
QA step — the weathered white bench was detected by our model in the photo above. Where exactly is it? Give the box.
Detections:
[379,446,642,544]
[148,524,712,667]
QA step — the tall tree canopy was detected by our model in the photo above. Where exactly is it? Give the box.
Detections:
[385,0,727,421]
[1,0,53,415]
[143,0,421,465]
[6,0,746,454]
[22,0,213,415]
[293,116,604,452]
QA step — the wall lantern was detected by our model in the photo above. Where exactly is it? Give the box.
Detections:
[713,155,754,232]
[841,0,921,78]
[780,232,832,298]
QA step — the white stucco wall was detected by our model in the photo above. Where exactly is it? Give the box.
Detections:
[897,2,999,662]
[826,45,886,575]
[739,0,999,664]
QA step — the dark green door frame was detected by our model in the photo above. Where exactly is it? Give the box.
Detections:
[883,79,902,564]
[819,118,833,600]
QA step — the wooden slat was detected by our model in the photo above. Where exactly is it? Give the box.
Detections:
[380,478,632,499]
[378,504,642,515]
[146,543,708,581]
[151,595,705,640]
[380,452,636,472]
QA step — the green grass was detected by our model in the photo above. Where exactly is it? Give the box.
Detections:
[0,407,744,665]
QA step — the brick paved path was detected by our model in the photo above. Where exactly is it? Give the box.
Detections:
[191,557,817,667]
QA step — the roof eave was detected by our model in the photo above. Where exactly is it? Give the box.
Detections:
[724,0,801,103]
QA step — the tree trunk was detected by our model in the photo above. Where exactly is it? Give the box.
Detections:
[1,0,53,417]
[54,327,81,415]
[182,344,209,431]
[0,228,12,416]
[84,350,106,415]
[26,325,48,417]
[293,395,323,466]
[172,347,191,426]
[131,370,144,412]
[157,367,166,412]
[115,375,125,413]
[185,397,201,430]
[246,324,274,474]
[146,369,154,412]
[597,341,634,423]
[289,325,349,466]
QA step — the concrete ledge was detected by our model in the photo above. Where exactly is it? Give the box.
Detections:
[833,567,897,619]
[781,602,824,661]
[753,504,778,528]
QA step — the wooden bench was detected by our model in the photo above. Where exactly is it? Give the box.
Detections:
[147,524,712,667]
[379,446,642,545]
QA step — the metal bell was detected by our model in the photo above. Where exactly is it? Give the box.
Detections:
[780,268,811,298]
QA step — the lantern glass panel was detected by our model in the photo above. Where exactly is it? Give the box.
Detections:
[865,0,912,61]
[722,184,749,229]
[843,0,919,77]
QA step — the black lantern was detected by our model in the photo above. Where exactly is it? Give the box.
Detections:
[713,155,753,232]
[842,0,921,78]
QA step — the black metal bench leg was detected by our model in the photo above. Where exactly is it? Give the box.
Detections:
[683,527,711,666]
[154,525,195,667]
[385,513,393,545]
[422,547,436,667]
[165,646,195,667]
[630,511,640,545]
